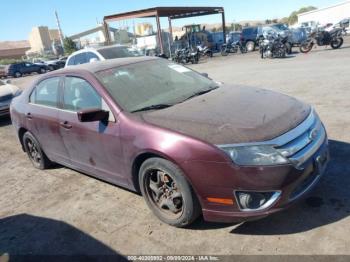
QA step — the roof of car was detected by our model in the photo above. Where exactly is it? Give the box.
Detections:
[49,56,158,75]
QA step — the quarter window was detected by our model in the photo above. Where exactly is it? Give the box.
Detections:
[30,77,60,108]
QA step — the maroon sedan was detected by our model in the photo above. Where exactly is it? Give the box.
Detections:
[10,57,329,227]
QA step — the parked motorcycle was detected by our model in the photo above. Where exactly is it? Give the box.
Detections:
[258,33,289,59]
[220,41,247,56]
[197,45,213,58]
[173,47,199,64]
[299,27,345,53]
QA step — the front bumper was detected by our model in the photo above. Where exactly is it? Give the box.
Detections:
[199,138,329,223]
[181,109,329,223]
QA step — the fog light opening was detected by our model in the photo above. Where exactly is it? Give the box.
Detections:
[235,191,281,211]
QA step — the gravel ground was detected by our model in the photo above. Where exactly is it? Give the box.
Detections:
[1,39,350,256]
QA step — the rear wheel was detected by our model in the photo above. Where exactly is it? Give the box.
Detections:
[285,43,292,54]
[220,46,228,56]
[139,158,201,227]
[246,41,255,52]
[330,37,343,49]
[39,68,46,74]
[23,132,52,169]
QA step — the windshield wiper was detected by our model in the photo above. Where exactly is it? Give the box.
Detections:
[182,86,219,102]
[131,104,173,113]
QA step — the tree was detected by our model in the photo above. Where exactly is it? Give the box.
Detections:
[288,6,317,25]
[63,37,77,55]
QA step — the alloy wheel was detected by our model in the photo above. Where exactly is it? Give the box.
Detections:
[145,169,184,219]
[25,138,41,167]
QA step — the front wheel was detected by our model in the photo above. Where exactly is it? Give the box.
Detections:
[139,158,201,227]
[330,37,343,49]
[299,42,313,53]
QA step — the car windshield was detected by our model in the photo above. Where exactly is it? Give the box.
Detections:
[96,59,217,112]
[98,46,143,59]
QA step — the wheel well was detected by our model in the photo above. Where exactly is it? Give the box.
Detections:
[131,152,163,192]
[18,127,28,151]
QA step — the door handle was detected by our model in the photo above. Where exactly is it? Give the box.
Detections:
[60,121,72,129]
[26,112,33,120]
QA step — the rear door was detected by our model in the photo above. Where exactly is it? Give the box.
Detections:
[26,76,70,163]
[58,75,126,185]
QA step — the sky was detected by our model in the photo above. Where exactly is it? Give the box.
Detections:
[0,0,342,41]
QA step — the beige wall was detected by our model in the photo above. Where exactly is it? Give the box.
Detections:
[28,26,52,53]
[49,29,60,42]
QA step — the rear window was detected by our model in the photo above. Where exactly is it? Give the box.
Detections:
[30,77,60,108]
[98,46,142,59]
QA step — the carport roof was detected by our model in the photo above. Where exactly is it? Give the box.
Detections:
[104,6,224,22]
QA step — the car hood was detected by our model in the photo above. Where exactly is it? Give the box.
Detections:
[0,84,20,97]
[141,85,311,145]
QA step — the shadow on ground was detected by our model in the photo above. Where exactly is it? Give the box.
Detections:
[231,139,350,235]
[0,116,11,127]
[0,214,127,261]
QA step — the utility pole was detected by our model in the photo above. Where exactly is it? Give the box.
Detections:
[55,10,65,50]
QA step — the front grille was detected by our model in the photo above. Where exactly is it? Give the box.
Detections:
[0,94,13,103]
[274,110,326,168]
[0,107,9,116]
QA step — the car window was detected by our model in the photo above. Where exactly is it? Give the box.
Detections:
[86,52,100,62]
[67,56,75,66]
[73,53,87,65]
[63,77,115,121]
[30,77,60,108]
[98,46,142,59]
[96,59,216,112]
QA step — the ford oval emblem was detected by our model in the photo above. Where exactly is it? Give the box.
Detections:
[309,128,318,141]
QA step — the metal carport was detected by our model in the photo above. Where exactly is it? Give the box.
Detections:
[103,6,226,53]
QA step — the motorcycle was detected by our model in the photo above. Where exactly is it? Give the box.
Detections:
[258,33,289,59]
[197,45,213,58]
[220,41,247,56]
[299,27,345,53]
[173,47,199,64]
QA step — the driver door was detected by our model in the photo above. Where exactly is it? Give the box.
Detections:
[58,75,126,186]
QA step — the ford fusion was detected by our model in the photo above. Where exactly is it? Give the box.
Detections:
[10,57,329,227]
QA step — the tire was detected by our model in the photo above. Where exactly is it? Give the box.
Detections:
[285,43,292,54]
[39,68,46,74]
[245,41,255,52]
[299,42,313,53]
[23,132,52,170]
[221,46,228,56]
[139,157,201,227]
[14,71,22,78]
[330,37,343,49]
[206,50,213,57]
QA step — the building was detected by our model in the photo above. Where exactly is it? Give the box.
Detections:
[69,25,130,48]
[135,23,154,36]
[0,41,30,59]
[28,26,53,54]
[298,1,350,26]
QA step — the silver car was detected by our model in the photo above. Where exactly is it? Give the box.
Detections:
[0,80,21,117]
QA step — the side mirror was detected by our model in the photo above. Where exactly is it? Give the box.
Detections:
[77,108,109,122]
[201,72,209,78]
[89,58,98,63]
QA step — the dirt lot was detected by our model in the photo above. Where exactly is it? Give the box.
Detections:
[1,40,350,257]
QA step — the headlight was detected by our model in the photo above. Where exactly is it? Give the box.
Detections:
[218,145,289,166]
